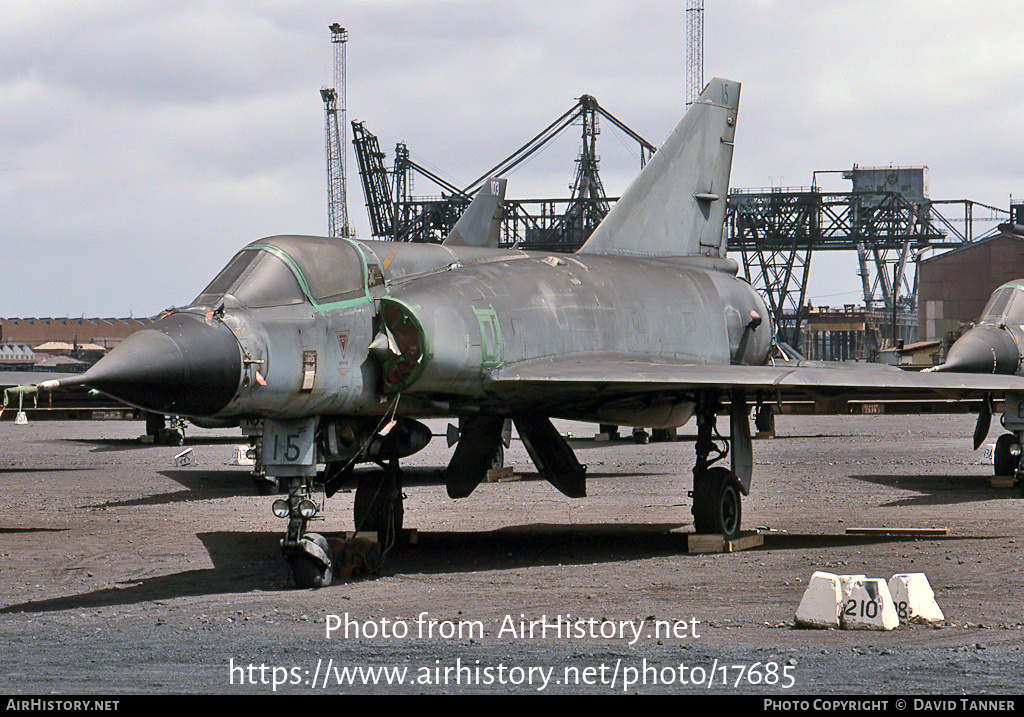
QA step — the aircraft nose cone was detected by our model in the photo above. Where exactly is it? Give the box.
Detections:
[82,312,242,416]
[941,326,1020,374]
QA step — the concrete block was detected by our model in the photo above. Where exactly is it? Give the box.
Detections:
[840,576,898,630]
[231,445,254,466]
[795,571,842,628]
[982,443,996,464]
[888,573,944,624]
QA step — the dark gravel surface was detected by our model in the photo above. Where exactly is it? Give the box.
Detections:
[1,413,1022,694]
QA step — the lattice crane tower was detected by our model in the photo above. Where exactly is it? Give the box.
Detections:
[686,0,704,106]
[322,24,350,238]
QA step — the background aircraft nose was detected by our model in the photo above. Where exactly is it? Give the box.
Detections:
[81,312,243,416]
[940,326,1020,374]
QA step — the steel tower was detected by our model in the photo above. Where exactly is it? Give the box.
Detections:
[323,24,350,238]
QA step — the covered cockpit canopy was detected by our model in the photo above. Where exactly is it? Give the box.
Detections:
[979,280,1024,325]
[193,236,372,309]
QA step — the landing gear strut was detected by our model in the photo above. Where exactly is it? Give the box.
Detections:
[689,391,749,540]
[279,476,333,589]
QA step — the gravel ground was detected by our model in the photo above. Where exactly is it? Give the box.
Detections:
[1,413,1022,695]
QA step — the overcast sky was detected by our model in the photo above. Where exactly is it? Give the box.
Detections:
[3,1,1022,318]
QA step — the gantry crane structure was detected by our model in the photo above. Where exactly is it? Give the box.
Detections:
[686,0,704,106]
[351,95,654,248]
[350,97,1003,356]
[726,174,1007,349]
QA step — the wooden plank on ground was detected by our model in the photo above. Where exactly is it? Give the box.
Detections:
[845,527,948,536]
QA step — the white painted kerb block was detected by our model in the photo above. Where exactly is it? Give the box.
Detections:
[795,571,842,628]
[888,573,944,624]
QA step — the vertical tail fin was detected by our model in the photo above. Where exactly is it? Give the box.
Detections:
[577,78,740,258]
[442,177,507,248]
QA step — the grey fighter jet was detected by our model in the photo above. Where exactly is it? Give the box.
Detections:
[11,79,1024,588]
[927,278,1024,477]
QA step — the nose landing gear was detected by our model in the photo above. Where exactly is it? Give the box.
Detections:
[288,531,333,590]
[276,475,333,590]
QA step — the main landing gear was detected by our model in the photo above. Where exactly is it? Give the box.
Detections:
[692,466,742,537]
[993,433,1021,479]
[980,393,1024,493]
[992,431,1024,495]
[353,460,404,549]
[689,390,752,540]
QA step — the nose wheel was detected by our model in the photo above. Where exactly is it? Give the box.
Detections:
[288,533,333,589]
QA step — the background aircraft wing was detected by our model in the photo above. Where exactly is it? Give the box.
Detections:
[485,355,1024,406]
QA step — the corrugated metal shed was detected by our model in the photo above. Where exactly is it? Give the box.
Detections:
[918,229,1024,341]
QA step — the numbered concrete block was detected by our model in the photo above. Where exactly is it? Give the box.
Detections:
[888,573,944,624]
[839,574,866,600]
[840,576,898,630]
[231,445,255,466]
[981,443,995,464]
[795,571,842,628]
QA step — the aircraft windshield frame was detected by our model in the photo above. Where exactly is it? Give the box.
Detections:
[980,285,1024,324]
[193,237,375,311]
[193,248,306,308]
[246,236,372,310]
[1005,287,1024,324]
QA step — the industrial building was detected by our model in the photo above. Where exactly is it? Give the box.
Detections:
[918,226,1024,343]
[0,318,151,372]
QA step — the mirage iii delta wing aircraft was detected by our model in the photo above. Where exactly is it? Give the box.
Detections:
[9,78,1024,588]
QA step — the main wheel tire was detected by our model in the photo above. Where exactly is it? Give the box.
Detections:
[994,434,1020,477]
[490,443,505,471]
[754,405,775,433]
[692,466,742,539]
[354,470,403,540]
